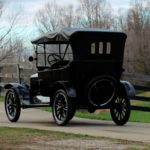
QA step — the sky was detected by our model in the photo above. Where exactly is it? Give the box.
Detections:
[0,0,131,48]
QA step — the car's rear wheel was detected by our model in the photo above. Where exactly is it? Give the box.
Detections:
[52,89,75,126]
[5,89,21,122]
[110,95,131,126]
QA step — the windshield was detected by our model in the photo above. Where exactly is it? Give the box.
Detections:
[36,44,73,67]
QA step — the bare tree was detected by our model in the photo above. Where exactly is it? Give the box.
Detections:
[35,1,59,33]
[0,37,26,63]
[122,0,150,74]
[59,5,75,28]
[77,0,114,28]
[35,1,76,33]
[0,1,3,17]
[12,38,26,63]
[0,2,20,62]
[35,0,114,33]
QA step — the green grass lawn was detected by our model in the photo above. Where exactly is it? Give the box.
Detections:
[0,96,4,102]
[0,127,95,140]
[135,91,150,107]
[75,109,150,123]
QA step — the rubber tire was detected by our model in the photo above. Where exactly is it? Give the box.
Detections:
[52,89,75,126]
[87,75,117,107]
[5,89,21,122]
[68,106,76,121]
[110,95,131,126]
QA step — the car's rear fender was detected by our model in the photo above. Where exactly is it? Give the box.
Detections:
[4,83,30,103]
[119,81,135,99]
[52,81,77,99]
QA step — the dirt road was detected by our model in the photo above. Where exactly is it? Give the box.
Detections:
[0,102,150,143]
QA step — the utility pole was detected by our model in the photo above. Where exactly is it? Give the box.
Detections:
[17,64,21,84]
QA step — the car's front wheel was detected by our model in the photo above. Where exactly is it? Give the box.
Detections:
[52,89,75,126]
[5,89,21,122]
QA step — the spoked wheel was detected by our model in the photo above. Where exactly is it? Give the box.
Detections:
[110,95,131,126]
[52,89,76,126]
[5,89,21,122]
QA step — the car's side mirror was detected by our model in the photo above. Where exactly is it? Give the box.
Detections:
[29,56,36,62]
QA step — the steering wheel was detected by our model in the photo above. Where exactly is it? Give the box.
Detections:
[47,53,61,65]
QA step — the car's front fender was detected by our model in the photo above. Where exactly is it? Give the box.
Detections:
[4,83,30,102]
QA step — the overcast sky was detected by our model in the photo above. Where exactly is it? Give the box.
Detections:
[0,0,130,46]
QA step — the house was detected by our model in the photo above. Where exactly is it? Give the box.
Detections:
[0,63,34,95]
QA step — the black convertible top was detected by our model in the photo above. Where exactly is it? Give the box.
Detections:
[31,28,126,44]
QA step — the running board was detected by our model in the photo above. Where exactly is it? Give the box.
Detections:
[21,103,50,108]
[21,100,50,108]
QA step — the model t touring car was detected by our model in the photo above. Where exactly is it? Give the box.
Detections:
[4,28,135,126]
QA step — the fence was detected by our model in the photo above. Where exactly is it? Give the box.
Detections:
[123,73,150,112]
[131,85,150,112]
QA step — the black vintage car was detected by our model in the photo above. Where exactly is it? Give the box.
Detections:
[4,28,135,126]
